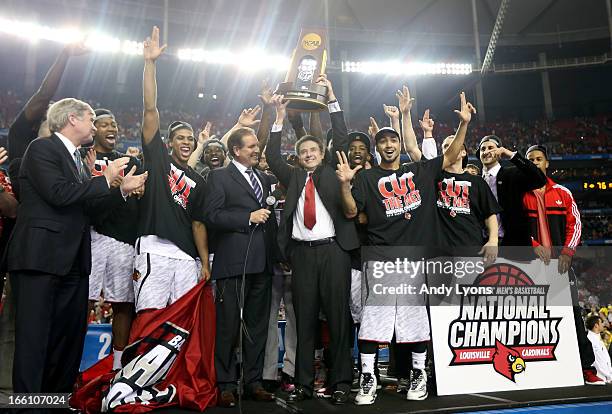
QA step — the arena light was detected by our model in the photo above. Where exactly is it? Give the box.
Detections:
[0,17,143,55]
[177,47,290,72]
[342,60,473,76]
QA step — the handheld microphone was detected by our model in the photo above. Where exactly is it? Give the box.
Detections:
[265,194,277,210]
[255,188,283,228]
[267,186,284,209]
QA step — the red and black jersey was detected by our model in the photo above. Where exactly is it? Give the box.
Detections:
[0,170,14,238]
[522,177,581,257]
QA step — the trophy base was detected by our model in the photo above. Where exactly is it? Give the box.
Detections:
[276,82,328,111]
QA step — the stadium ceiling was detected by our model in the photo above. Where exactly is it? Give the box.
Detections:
[4,0,611,48]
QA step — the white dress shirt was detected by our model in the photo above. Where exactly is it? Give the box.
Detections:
[55,132,79,166]
[232,159,266,226]
[482,162,501,181]
[292,173,335,241]
[272,101,340,240]
[232,159,263,194]
[587,330,612,382]
[482,162,504,238]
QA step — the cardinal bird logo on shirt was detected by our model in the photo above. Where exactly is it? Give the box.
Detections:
[168,164,197,210]
[492,340,526,382]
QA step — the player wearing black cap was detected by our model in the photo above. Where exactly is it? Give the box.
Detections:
[134,26,209,314]
[478,135,546,247]
[347,132,372,170]
[338,92,476,405]
[188,123,227,182]
[85,108,143,370]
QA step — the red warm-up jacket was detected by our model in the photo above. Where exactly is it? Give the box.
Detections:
[522,177,581,257]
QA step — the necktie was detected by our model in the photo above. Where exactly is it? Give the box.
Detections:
[304,172,316,230]
[485,173,504,238]
[73,149,87,182]
[246,168,263,205]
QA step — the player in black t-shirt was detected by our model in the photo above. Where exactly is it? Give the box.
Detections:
[133,26,210,314]
[84,108,144,370]
[347,132,372,171]
[436,135,500,261]
[337,92,476,405]
[187,121,227,183]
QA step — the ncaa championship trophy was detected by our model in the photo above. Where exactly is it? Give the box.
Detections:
[276,29,328,111]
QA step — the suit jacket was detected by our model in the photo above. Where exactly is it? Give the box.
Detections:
[266,110,359,260]
[5,134,124,276]
[203,162,278,279]
[494,152,547,247]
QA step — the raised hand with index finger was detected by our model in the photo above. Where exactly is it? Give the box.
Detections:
[143,26,167,62]
[397,85,415,114]
[336,151,362,184]
[453,91,477,124]
[419,109,434,135]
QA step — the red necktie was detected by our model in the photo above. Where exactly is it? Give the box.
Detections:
[304,173,316,230]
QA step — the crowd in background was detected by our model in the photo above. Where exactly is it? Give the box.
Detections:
[2,88,612,156]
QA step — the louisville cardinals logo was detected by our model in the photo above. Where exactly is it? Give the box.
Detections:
[492,340,526,382]
[448,263,561,382]
[168,164,197,210]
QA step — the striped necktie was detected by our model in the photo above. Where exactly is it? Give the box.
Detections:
[73,150,88,182]
[246,168,263,205]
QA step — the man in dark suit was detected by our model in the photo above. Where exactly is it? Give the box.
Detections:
[5,98,147,398]
[478,135,546,247]
[265,75,359,405]
[204,127,278,407]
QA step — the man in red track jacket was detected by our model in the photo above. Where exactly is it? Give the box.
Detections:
[522,144,600,385]
[522,145,581,274]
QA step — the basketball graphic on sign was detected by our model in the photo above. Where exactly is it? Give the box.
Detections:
[474,263,535,286]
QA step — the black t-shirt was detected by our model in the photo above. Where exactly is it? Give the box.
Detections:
[351,156,444,250]
[435,171,502,250]
[137,130,206,258]
[80,149,142,245]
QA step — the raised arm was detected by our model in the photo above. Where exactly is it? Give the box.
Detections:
[220,106,261,147]
[383,104,401,142]
[257,80,274,151]
[443,92,476,170]
[316,74,347,164]
[419,109,437,160]
[368,117,380,139]
[336,151,361,219]
[10,42,89,160]
[309,111,324,141]
[188,121,212,168]
[265,95,293,186]
[398,85,420,161]
[142,26,167,145]
[24,42,89,123]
